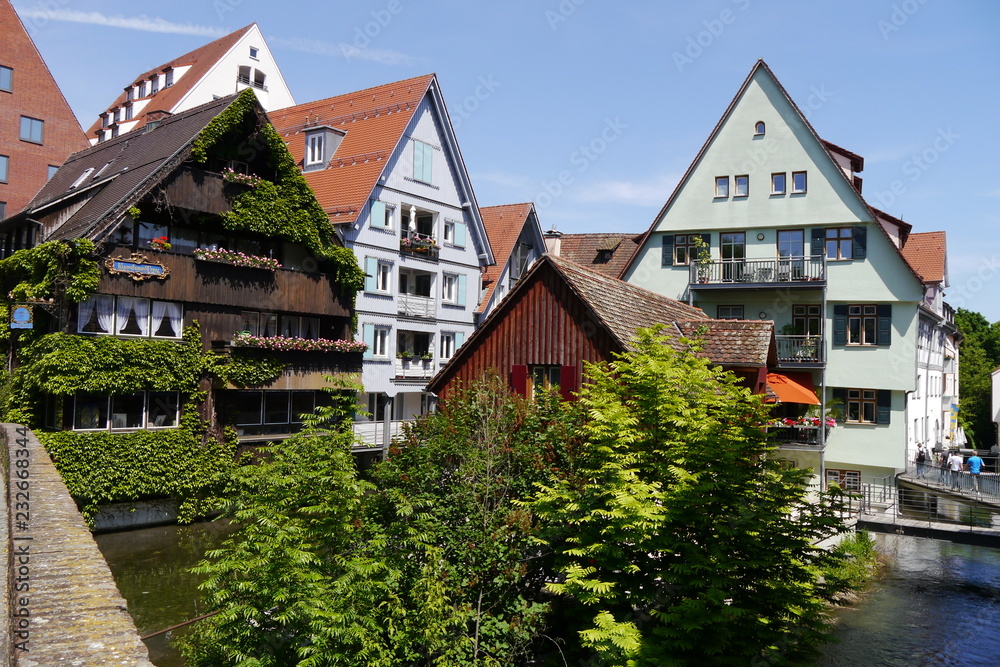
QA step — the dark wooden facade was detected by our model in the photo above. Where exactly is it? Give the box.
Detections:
[428,260,619,400]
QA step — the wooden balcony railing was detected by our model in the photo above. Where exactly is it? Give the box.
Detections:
[775,335,824,365]
[690,256,826,286]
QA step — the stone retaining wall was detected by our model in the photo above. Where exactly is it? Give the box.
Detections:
[1,424,153,665]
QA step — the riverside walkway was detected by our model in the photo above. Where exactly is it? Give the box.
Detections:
[855,463,1000,547]
[1,423,153,665]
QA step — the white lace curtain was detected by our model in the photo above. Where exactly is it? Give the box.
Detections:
[115,297,150,336]
[78,295,115,333]
[151,301,183,338]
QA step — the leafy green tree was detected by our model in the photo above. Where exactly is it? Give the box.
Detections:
[531,326,848,666]
[955,308,1000,447]
[360,374,579,666]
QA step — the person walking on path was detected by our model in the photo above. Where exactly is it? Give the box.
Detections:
[948,450,965,490]
[916,445,928,479]
[968,451,985,494]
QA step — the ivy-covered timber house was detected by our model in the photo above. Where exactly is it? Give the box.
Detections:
[0,90,364,444]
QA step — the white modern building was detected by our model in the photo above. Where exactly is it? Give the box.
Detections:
[85,24,294,144]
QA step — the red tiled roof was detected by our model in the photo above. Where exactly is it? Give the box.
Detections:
[85,25,255,137]
[270,74,435,223]
[557,232,642,278]
[479,203,534,310]
[901,231,947,284]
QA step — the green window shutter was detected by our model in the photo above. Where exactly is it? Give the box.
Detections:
[413,141,424,181]
[832,305,847,346]
[362,324,374,360]
[877,390,892,424]
[370,200,385,228]
[811,228,825,256]
[454,221,467,247]
[364,257,378,293]
[831,387,847,423]
[423,142,433,183]
[877,304,892,346]
[661,234,674,267]
[455,331,465,350]
[853,226,867,259]
[457,274,467,307]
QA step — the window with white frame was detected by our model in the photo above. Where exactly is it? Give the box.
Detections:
[77,295,183,338]
[150,75,159,94]
[442,274,458,303]
[137,81,147,98]
[306,132,325,168]
[440,332,455,360]
[376,260,392,293]
[734,174,749,197]
[74,391,180,430]
[791,171,807,193]
[714,176,729,198]
[443,220,455,245]
[372,327,390,358]
[164,69,174,87]
[249,46,259,59]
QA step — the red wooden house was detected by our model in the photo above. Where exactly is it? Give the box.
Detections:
[427,254,777,400]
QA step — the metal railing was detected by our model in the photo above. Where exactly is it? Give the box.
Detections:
[690,256,825,285]
[394,358,435,379]
[900,462,1000,499]
[767,424,822,445]
[236,73,268,91]
[775,335,824,364]
[400,233,440,261]
[398,293,435,318]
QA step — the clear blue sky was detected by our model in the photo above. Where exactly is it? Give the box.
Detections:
[15,0,1000,320]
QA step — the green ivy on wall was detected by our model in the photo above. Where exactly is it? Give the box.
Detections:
[222,350,286,388]
[188,89,365,305]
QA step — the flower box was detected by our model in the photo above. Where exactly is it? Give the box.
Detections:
[194,247,281,271]
[231,332,368,353]
[221,168,266,188]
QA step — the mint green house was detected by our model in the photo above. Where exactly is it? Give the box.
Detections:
[622,60,930,486]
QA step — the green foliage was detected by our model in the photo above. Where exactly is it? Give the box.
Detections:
[38,416,236,522]
[955,308,1000,447]
[189,89,364,311]
[0,238,100,303]
[181,375,579,666]
[222,351,287,388]
[821,530,881,593]
[530,326,849,666]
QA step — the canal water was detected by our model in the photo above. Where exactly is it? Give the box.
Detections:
[98,523,1000,666]
[95,519,238,666]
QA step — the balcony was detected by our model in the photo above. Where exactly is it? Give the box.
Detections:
[690,257,825,288]
[236,73,268,91]
[767,424,823,447]
[775,335,824,366]
[400,233,440,261]
[398,293,435,319]
[394,357,435,379]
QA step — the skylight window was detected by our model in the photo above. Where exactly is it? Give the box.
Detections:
[70,168,94,189]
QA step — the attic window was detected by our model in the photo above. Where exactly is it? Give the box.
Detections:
[150,75,159,94]
[249,46,259,59]
[164,69,174,88]
[70,168,95,189]
[304,127,345,171]
[138,82,147,98]
[93,162,109,179]
[754,121,765,136]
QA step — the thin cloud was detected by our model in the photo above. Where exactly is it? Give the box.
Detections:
[472,171,532,189]
[13,7,228,37]
[270,36,417,66]
[573,172,680,207]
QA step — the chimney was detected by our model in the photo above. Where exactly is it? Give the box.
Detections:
[543,225,562,256]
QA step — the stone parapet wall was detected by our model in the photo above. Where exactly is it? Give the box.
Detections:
[1,424,153,665]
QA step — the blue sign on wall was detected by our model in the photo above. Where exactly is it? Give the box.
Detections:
[10,306,33,329]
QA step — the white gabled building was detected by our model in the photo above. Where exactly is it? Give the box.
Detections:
[85,23,294,144]
[478,203,546,320]
[272,74,493,459]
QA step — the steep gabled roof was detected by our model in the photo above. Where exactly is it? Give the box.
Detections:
[17,93,250,241]
[558,232,642,278]
[821,139,864,173]
[479,202,535,310]
[901,231,948,285]
[270,75,433,221]
[271,73,493,264]
[85,25,255,138]
[619,59,924,287]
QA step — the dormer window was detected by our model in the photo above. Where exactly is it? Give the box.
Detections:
[303,127,345,171]
[101,114,110,128]
[754,121,765,136]
[124,104,133,121]
[164,69,174,88]
[150,75,159,94]
[126,87,134,102]
[112,108,121,123]
[138,82,147,98]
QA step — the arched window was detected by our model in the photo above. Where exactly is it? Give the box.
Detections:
[754,121,765,136]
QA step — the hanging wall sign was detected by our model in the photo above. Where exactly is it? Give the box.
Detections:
[10,306,33,329]
[105,253,169,281]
